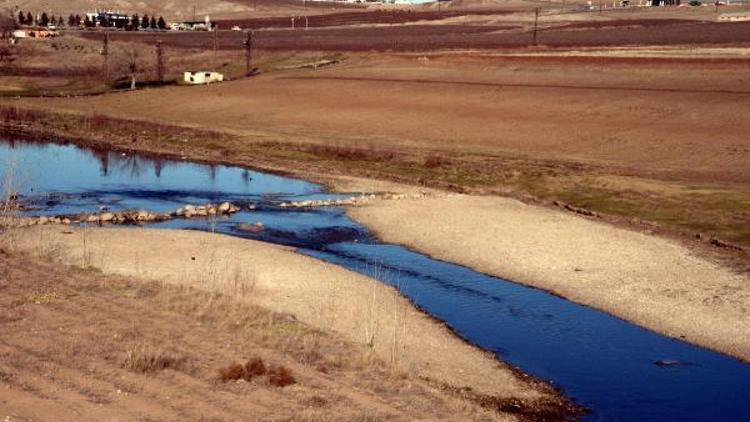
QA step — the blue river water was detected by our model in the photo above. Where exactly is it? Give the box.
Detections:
[2,139,749,421]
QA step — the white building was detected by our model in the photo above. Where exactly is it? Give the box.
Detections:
[184,71,224,85]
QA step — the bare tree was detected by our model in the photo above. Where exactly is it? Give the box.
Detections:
[155,39,166,83]
[123,46,139,90]
[0,8,18,65]
[244,30,254,76]
[0,8,18,40]
[101,32,110,84]
[0,45,15,65]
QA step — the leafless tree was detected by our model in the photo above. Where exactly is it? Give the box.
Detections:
[0,8,17,37]
[123,46,139,90]
[244,31,254,76]
[0,45,14,64]
[0,8,18,66]
[155,39,166,83]
[101,32,110,84]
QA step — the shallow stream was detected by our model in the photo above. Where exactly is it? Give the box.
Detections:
[2,139,749,421]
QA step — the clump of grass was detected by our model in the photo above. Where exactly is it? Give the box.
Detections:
[123,345,186,373]
[26,292,60,304]
[301,394,328,408]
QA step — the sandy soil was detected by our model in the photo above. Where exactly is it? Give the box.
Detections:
[0,246,532,421]
[349,194,750,361]
[7,226,559,406]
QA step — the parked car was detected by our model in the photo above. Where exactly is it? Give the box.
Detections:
[231,25,242,31]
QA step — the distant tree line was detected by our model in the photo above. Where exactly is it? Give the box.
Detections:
[15,11,167,31]
[16,11,67,27]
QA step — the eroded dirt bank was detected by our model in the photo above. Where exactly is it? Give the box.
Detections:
[4,226,574,419]
[349,194,750,361]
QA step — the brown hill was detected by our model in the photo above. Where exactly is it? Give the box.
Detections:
[0,0,355,20]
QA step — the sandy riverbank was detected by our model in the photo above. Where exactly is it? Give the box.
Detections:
[349,194,750,361]
[8,225,561,408]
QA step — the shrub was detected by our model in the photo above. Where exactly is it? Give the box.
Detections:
[218,357,285,384]
[423,153,452,168]
[303,144,398,162]
[244,357,267,377]
[218,362,246,382]
[268,365,296,387]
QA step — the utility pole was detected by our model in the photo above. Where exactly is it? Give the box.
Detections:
[102,32,110,84]
[244,30,254,76]
[212,24,218,71]
[533,7,539,46]
[599,0,603,15]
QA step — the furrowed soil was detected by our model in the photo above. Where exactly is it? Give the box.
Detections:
[78,19,750,51]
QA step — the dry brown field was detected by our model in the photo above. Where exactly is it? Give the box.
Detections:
[7,43,749,248]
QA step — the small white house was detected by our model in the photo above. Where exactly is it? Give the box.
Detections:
[184,71,224,85]
[12,30,28,39]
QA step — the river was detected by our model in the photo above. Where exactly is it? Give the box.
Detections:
[2,138,749,421]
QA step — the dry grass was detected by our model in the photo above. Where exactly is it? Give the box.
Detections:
[0,158,26,247]
[303,143,399,163]
[122,345,187,373]
[2,231,579,420]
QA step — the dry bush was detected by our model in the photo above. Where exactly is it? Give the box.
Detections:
[122,345,186,373]
[303,144,399,162]
[218,362,246,382]
[267,365,296,387]
[0,106,44,123]
[245,357,267,377]
[217,357,269,383]
[423,152,452,168]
